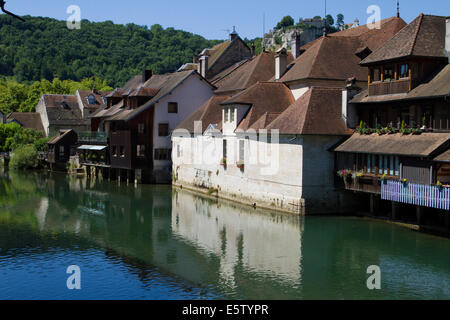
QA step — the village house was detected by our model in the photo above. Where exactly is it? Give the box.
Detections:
[36,89,108,137]
[4,112,45,133]
[179,29,253,80]
[172,15,408,214]
[334,14,450,228]
[86,69,216,184]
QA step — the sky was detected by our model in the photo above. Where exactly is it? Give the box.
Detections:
[5,0,450,40]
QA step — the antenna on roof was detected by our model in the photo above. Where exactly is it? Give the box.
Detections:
[0,0,25,21]
[397,0,400,18]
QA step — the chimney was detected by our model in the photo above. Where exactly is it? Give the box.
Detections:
[200,55,208,78]
[275,48,288,81]
[291,32,301,59]
[446,17,450,63]
[230,26,238,41]
[142,69,153,83]
[342,77,361,128]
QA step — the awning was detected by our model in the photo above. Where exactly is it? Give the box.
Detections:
[78,145,107,151]
[334,133,450,157]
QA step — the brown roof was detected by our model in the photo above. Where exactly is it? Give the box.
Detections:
[77,90,109,109]
[433,150,450,162]
[213,51,294,94]
[6,112,44,132]
[207,41,231,69]
[266,87,352,135]
[281,17,406,83]
[334,132,450,157]
[361,14,447,65]
[175,95,230,133]
[221,82,295,131]
[351,64,450,103]
[90,99,125,119]
[43,95,88,126]
[47,129,75,145]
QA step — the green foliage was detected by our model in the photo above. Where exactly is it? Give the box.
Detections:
[0,122,22,152]
[0,15,220,88]
[9,144,39,170]
[274,35,283,46]
[0,77,112,114]
[275,16,295,30]
[336,14,345,28]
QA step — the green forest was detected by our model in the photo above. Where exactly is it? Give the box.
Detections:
[0,14,220,88]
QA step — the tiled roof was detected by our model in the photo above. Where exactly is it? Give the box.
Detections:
[43,94,88,126]
[175,95,230,133]
[266,87,352,135]
[207,41,231,69]
[6,112,44,132]
[335,132,450,157]
[213,52,294,94]
[221,82,295,131]
[280,16,406,83]
[47,129,75,145]
[361,14,447,65]
[77,90,109,109]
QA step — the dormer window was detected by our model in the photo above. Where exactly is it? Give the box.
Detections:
[87,94,98,105]
[61,101,70,109]
[230,107,235,122]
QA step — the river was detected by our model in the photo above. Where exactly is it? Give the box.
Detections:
[0,170,449,300]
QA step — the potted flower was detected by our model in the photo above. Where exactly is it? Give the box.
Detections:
[401,178,408,187]
[381,173,387,184]
[220,158,227,166]
[236,160,244,170]
[436,181,444,191]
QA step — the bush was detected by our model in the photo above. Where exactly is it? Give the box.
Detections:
[9,145,39,170]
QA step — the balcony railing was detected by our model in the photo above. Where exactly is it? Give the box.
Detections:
[78,132,108,144]
[368,78,410,96]
[382,180,450,210]
[343,175,382,194]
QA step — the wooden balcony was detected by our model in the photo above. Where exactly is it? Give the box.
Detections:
[368,78,410,96]
[382,180,450,210]
[344,175,382,194]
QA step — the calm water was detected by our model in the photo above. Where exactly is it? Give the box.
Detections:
[0,170,449,300]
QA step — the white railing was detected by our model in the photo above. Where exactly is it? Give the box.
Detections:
[382,180,450,210]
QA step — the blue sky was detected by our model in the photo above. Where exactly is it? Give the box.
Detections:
[6,0,450,39]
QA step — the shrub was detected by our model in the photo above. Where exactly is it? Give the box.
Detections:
[9,144,39,170]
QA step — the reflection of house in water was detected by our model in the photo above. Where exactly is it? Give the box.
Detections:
[171,188,304,286]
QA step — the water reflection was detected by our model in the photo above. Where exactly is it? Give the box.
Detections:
[0,171,449,300]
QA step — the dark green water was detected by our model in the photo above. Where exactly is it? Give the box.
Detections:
[0,170,449,300]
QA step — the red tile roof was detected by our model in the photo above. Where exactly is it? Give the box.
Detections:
[266,87,352,135]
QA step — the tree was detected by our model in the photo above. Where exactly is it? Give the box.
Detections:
[9,144,39,170]
[325,14,335,28]
[275,16,295,30]
[336,14,344,29]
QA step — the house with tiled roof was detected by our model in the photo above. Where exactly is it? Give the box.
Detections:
[173,80,359,214]
[180,29,253,80]
[5,112,45,133]
[86,69,215,183]
[334,14,450,218]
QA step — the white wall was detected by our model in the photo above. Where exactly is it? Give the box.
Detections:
[35,96,50,137]
[153,73,214,171]
[288,83,310,100]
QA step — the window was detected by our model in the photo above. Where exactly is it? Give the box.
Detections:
[400,64,409,78]
[395,156,400,176]
[112,146,118,157]
[168,102,178,113]
[383,66,394,82]
[87,94,98,105]
[120,146,125,157]
[158,123,169,136]
[137,145,146,158]
[230,107,235,123]
[59,146,65,157]
[390,156,394,176]
[366,154,371,173]
[373,68,381,82]
[224,107,229,122]
[138,123,146,134]
[378,156,383,175]
[154,148,171,160]
[223,139,227,159]
[239,140,245,162]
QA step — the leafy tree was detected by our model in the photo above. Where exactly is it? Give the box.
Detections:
[275,16,295,30]
[336,14,345,29]
[325,15,335,28]
[0,15,220,88]
[0,122,22,152]
[9,144,39,170]
[7,128,45,151]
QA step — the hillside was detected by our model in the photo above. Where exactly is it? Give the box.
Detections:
[0,14,221,87]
